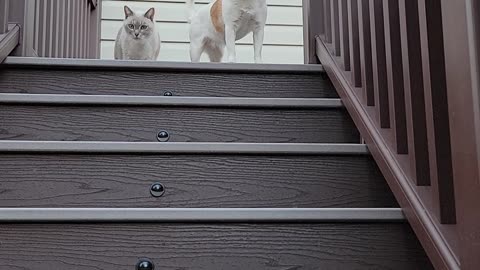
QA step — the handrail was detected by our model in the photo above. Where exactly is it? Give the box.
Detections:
[303,0,480,269]
[0,24,20,63]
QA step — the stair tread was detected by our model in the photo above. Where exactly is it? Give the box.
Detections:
[4,57,325,74]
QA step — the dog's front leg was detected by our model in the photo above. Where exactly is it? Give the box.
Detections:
[225,24,237,63]
[253,26,265,64]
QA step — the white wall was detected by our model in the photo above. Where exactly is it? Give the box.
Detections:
[101,0,304,63]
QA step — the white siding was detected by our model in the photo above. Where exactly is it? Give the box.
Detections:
[101,0,304,63]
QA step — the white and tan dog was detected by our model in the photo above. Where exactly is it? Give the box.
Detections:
[186,0,267,63]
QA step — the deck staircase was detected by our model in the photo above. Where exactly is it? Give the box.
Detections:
[0,57,433,269]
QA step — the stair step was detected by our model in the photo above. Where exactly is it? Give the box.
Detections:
[0,94,358,143]
[0,141,397,208]
[0,57,337,98]
[0,223,432,269]
[0,208,404,222]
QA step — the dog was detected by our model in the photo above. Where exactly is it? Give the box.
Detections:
[186,0,267,63]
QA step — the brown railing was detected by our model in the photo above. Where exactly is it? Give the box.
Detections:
[303,0,480,269]
[0,0,100,59]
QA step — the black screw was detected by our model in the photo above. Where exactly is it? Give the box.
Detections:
[164,91,173,96]
[150,183,165,197]
[136,259,154,270]
[157,130,170,142]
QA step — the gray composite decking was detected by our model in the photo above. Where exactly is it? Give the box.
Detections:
[0,223,433,270]
[0,57,337,98]
[0,153,397,208]
[0,57,433,269]
[0,94,359,143]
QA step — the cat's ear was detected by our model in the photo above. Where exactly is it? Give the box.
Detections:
[144,8,155,22]
[124,6,134,19]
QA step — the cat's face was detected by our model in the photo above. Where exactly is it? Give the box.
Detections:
[123,6,156,40]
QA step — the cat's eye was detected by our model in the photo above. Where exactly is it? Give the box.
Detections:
[141,25,148,30]
[127,24,134,29]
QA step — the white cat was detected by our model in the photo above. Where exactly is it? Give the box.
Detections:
[186,0,267,63]
[114,6,161,60]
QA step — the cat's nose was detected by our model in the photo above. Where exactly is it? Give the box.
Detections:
[135,33,139,37]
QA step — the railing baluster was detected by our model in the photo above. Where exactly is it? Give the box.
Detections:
[58,0,65,58]
[358,0,374,106]
[369,0,389,127]
[65,0,72,58]
[0,0,8,34]
[47,0,54,57]
[419,0,456,224]
[331,0,340,56]
[52,0,59,58]
[398,0,430,186]
[383,0,407,154]
[81,0,86,58]
[324,0,332,43]
[39,0,46,57]
[348,0,362,87]
[339,0,351,71]
[75,0,81,58]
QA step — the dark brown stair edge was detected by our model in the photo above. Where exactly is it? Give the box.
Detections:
[0,93,342,108]
[0,208,404,223]
[3,57,325,74]
[0,141,368,155]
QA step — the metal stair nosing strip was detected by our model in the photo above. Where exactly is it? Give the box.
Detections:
[3,56,325,74]
[0,208,405,223]
[0,93,343,109]
[0,141,369,155]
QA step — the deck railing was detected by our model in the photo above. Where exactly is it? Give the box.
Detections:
[303,0,480,269]
[0,0,100,60]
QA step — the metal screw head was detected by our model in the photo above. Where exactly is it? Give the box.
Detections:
[164,91,173,96]
[136,259,154,270]
[150,183,165,197]
[157,131,170,142]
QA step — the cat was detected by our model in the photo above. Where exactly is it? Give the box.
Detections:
[114,6,161,60]
[186,0,267,63]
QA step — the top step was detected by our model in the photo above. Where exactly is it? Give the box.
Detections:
[0,57,337,98]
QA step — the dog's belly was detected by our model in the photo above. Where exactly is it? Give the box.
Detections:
[234,14,257,40]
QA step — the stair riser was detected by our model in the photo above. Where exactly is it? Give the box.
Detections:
[0,68,337,98]
[0,154,397,208]
[0,105,359,143]
[0,223,433,270]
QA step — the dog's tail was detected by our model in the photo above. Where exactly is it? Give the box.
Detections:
[186,0,195,23]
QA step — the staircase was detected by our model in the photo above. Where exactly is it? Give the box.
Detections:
[0,57,432,269]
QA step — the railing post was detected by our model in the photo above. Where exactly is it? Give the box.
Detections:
[8,0,35,56]
[0,0,9,34]
[303,0,324,64]
[88,0,101,59]
[441,0,480,267]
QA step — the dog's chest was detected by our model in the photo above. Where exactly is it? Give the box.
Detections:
[227,2,261,38]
